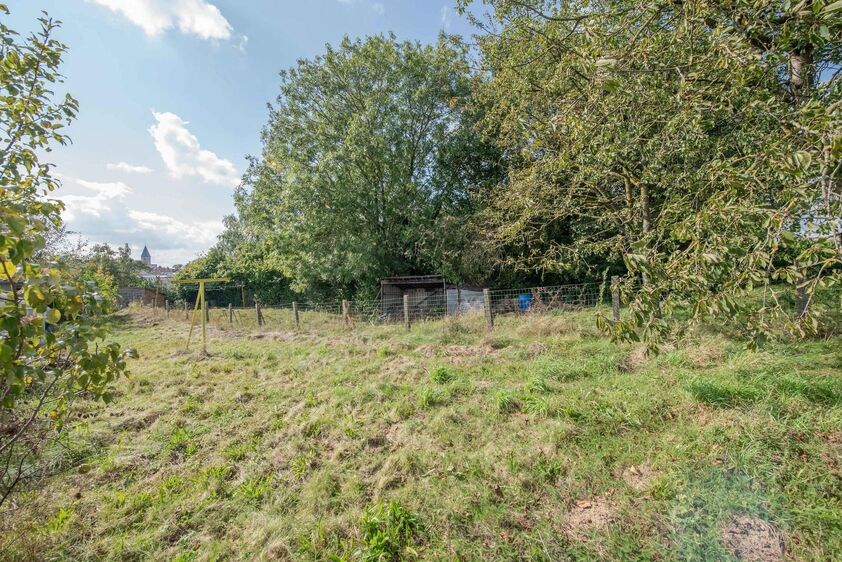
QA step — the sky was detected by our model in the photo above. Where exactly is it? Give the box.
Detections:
[6,0,476,266]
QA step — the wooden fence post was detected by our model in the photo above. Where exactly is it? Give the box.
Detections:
[228,303,233,323]
[796,273,809,318]
[255,303,263,327]
[483,289,493,331]
[611,275,620,322]
[403,294,410,331]
[292,302,300,329]
[342,299,350,327]
[165,300,169,318]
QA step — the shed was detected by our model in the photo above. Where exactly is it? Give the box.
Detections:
[380,275,448,320]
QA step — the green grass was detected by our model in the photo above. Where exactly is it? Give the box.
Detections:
[3,308,841,560]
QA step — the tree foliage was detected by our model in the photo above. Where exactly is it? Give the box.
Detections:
[0,7,134,508]
[219,33,504,299]
[461,0,841,344]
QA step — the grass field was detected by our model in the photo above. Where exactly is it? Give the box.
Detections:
[3,308,841,560]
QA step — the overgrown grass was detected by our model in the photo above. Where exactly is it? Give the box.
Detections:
[2,308,840,560]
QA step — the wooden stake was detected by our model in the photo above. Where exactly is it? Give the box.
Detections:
[228,303,233,323]
[342,299,350,327]
[611,275,620,322]
[292,302,300,329]
[796,274,809,318]
[483,289,493,331]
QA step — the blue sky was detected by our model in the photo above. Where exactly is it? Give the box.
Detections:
[6,1,475,266]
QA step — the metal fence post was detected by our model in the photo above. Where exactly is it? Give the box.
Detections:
[483,288,493,331]
[403,294,410,331]
[611,275,620,322]
[292,302,300,329]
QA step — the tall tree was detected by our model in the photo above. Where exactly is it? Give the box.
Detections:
[232,33,503,298]
[463,0,841,344]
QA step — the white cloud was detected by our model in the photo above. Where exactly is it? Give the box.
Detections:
[128,210,223,247]
[88,0,232,40]
[107,161,154,174]
[440,6,452,29]
[54,175,133,221]
[371,2,385,15]
[149,111,240,187]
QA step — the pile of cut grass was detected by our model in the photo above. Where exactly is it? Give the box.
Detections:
[3,309,840,560]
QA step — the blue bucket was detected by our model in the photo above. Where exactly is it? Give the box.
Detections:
[518,293,533,312]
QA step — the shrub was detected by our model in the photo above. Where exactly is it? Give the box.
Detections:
[0,9,134,508]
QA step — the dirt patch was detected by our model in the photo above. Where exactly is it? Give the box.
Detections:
[564,495,616,541]
[721,515,785,562]
[621,463,656,491]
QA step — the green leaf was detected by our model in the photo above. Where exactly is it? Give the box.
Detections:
[45,308,61,324]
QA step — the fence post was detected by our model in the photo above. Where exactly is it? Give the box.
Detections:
[796,273,809,318]
[184,301,188,320]
[611,276,620,322]
[292,302,300,329]
[205,300,210,323]
[342,299,350,327]
[228,303,233,323]
[165,300,169,318]
[456,287,461,316]
[255,303,263,327]
[483,288,493,331]
[403,294,410,331]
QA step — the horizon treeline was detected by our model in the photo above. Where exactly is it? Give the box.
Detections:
[180,0,841,344]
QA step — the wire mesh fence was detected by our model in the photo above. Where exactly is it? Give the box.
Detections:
[148,280,613,332]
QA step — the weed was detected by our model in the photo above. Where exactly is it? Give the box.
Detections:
[165,425,198,458]
[44,507,72,534]
[526,375,552,394]
[418,386,444,409]
[493,390,520,414]
[533,454,563,482]
[358,501,422,561]
[430,366,455,384]
[521,395,552,417]
[237,475,274,505]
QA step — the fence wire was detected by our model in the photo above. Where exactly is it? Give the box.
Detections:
[154,280,610,331]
